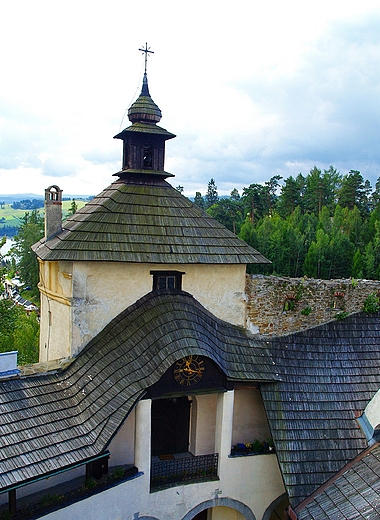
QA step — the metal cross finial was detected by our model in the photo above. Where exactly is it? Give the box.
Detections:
[139,42,154,74]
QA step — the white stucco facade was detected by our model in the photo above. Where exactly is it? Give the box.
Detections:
[35,391,285,520]
[38,260,248,361]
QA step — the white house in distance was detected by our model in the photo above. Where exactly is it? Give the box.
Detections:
[2,54,380,520]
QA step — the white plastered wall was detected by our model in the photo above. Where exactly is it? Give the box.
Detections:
[232,387,272,445]
[189,394,218,455]
[40,392,285,520]
[39,261,248,360]
[107,409,135,467]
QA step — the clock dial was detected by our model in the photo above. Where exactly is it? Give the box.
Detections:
[173,355,205,386]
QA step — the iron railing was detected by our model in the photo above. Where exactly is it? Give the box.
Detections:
[151,453,218,490]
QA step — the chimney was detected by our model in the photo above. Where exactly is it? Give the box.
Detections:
[44,185,63,240]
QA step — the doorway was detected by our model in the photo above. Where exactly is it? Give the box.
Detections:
[151,397,191,456]
[193,510,208,520]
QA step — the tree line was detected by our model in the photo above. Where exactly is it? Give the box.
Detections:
[195,168,380,279]
[11,199,44,210]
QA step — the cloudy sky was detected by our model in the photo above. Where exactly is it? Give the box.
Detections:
[1,0,380,198]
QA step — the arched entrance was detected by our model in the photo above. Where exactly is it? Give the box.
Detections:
[182,498,256,520]
[194,507,245,519]
[193,510,207,520]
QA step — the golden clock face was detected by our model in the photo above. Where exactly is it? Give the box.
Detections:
[173,355,205,386]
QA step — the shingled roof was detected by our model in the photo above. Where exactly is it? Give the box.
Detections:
[297,444,380,519]
[32,177,269,264]
[262,312,380,508]
[0,290,276,493]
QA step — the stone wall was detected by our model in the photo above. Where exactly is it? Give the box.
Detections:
[246,275,380,336]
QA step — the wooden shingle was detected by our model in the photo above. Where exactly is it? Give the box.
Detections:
[0,290,276,492]
[262,312,380,508]
[33,179,270,265]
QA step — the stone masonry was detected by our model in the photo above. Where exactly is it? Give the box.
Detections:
[246,274,380,336]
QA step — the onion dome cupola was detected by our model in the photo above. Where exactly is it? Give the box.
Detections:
[114,54,176,180]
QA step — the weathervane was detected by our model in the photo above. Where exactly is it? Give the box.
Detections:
[139,42,154,74]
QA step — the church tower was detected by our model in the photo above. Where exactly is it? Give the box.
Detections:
[114,72,175,176]
[33,53,269,362]
[2,49,292,520]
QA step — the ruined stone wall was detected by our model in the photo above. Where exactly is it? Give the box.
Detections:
[246,275,380,336]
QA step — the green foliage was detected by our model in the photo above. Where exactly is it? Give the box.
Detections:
[193,192,205,210]
[250,439,264,452]
[40,493,64,506]
[283,299,296,311]
[9,209,44,301]
[363,293,380,313]
[84,477,98,489]
[203,167,380,281]
[351,277,359,288]
[205,178,219,209]
[335,311,350,320]
[301,306,312,316]
[67,198,78,216]
[0,301,39,364]
[338,170,371,216]
[207,198,244,234]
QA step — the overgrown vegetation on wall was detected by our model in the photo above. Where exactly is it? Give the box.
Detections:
[246,275,380,336]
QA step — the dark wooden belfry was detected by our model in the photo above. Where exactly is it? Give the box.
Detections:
[114,46,176,179]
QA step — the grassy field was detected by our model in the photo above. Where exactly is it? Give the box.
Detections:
[0,200,87,235]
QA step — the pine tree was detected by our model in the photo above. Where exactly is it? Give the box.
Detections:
[67,199,78,216]
[205,179,219,209]
[193,192,205,210]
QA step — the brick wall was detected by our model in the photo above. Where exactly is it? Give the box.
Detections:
[246,275,380,336]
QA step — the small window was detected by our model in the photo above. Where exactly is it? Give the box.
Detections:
[151,271,184,291]
[143,142,153,168]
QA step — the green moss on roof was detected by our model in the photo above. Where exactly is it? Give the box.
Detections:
[33,179,270,265]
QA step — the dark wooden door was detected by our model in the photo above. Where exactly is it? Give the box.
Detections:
[193,510,208,520]
[151,397,190,456]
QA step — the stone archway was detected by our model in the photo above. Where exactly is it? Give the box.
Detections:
[261,493,289,520]
[182,498,256,520]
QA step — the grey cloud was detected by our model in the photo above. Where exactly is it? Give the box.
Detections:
[220,14,380,188]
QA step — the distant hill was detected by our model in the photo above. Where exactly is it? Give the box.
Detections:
[0,194,93,204]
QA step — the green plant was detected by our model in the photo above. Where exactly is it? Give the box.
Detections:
[363,293,380,313]
[301,306,312,316]
[351,278,358,288]
[283,299,296,311]
[295,284,304,301]
[250,439,263,452]
[84,477,98,490]
[335,311,349,321]
[39,493,63,506]
[111,467,125,479]
[1,511,13,520]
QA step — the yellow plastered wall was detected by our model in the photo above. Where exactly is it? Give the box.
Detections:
[38,260,73,362]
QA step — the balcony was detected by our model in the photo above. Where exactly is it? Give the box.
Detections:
[150,453,219,490]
